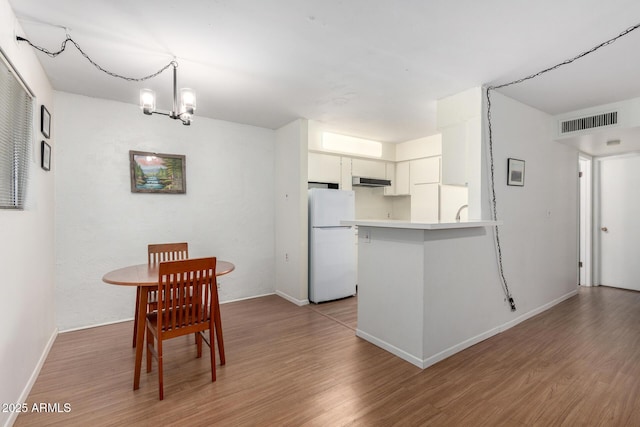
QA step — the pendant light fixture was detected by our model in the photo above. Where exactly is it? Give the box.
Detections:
[17,35,197,125]
[140,61,196,125]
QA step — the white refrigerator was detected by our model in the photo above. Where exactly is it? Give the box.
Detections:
[308,188,356,303]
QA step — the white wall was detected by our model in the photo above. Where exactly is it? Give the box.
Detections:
[354,187,394,219]
[0,1,56,426]
[274,119,309,305]
[54,92,276,331]
[485,91,578,314]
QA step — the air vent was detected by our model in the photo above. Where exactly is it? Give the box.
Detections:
[560,111,618,134]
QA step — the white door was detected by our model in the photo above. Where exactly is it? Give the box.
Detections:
[599,155,640,291]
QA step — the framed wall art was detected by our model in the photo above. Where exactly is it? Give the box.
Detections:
[41,105,51,139]
[507,158,525,186]
[129,150,186,194]
[41,141,51,171]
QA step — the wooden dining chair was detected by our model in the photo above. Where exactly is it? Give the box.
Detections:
[132,242,189,346]
[145,257,218,400]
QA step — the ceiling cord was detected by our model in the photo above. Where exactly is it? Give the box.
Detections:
[16,34,175,82]
[485,22,640,312]
[16,24,640,311]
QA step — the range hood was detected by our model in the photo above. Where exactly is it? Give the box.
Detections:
[352,176,392,187]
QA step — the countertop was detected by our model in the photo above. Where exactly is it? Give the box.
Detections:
[341,219,502,230]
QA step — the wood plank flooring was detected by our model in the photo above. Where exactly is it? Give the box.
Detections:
[14,286,640,426]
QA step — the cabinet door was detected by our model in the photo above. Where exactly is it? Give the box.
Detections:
[308,152,341,184]
[341,157,352,190]
[410,157,440,185]
[384,162,396,196]
[395,161,410,195]
[351,158,386,179]
[410,183,439,222]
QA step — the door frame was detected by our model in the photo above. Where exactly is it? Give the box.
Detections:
[593,156,603,286]
[579,154,593,286]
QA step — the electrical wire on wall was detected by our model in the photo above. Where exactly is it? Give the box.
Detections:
[485,22,640,312]
[16,33,176,82]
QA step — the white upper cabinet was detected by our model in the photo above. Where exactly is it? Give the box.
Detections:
[384,161,411,196]
[395,161,410,195]
[341,157,352,190]
[440,122,467,186]
[351,158,386,179]
[308,152,341,184]
[383,162,396,196]
[409,157,440,185]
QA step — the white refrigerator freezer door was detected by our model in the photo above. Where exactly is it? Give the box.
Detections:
[309,189,355,227]
[309,227,356,303]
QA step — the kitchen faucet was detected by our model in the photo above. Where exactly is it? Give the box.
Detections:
[455,204,468,222]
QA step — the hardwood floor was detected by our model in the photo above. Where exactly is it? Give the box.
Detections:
[308,295,357,330]
[15,286,640,426]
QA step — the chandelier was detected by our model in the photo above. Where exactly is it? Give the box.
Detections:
[139,61,196,125]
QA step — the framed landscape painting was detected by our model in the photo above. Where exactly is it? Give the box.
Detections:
[129,150,186,194]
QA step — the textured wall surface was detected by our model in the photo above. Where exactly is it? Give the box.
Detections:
[54,92,276,331]
[1,0,56,424]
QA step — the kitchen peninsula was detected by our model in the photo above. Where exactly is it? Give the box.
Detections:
[341,219,503,369]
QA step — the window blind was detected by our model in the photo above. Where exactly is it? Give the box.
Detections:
[0,51,33,209]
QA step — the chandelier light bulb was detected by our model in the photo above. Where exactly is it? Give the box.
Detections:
[180,88,196,115]
[140,89,156,115]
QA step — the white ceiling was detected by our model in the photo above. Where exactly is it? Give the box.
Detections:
[8,0,640,149]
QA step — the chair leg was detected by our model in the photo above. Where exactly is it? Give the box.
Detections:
[146,325,152,373]
[196,332,203,358]
[209,326,216,382]
[157,337,164,400]
[133,288,140,347]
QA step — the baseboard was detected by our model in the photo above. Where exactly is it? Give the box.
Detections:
[356,288,579,371]
[221,292,277,304]
[355,329,424,369]
[5,327,58,427]
[498,289,579,332]
[422,288,580,369]
[275,290,309,306]
[421,325,503,369]
[60,318,133,333]
[59,293,280,334]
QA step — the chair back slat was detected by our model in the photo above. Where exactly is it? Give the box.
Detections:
[148,242,189,265]
[158,257,217,334]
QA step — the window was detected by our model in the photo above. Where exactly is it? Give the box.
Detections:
[0,50,33,209]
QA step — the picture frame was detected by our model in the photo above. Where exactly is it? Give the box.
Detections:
[41,105,51,139]
[129,150,186,194]
[41,141,51,171]
[507,158,525,186]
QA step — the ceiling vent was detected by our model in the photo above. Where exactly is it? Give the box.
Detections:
[560,111,618,134]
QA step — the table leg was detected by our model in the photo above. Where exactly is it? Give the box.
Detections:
[133,287,141,348]
[214,284,225,365]
[133,286,148,390]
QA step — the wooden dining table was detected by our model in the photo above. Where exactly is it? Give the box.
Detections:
[102,260,235,390]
